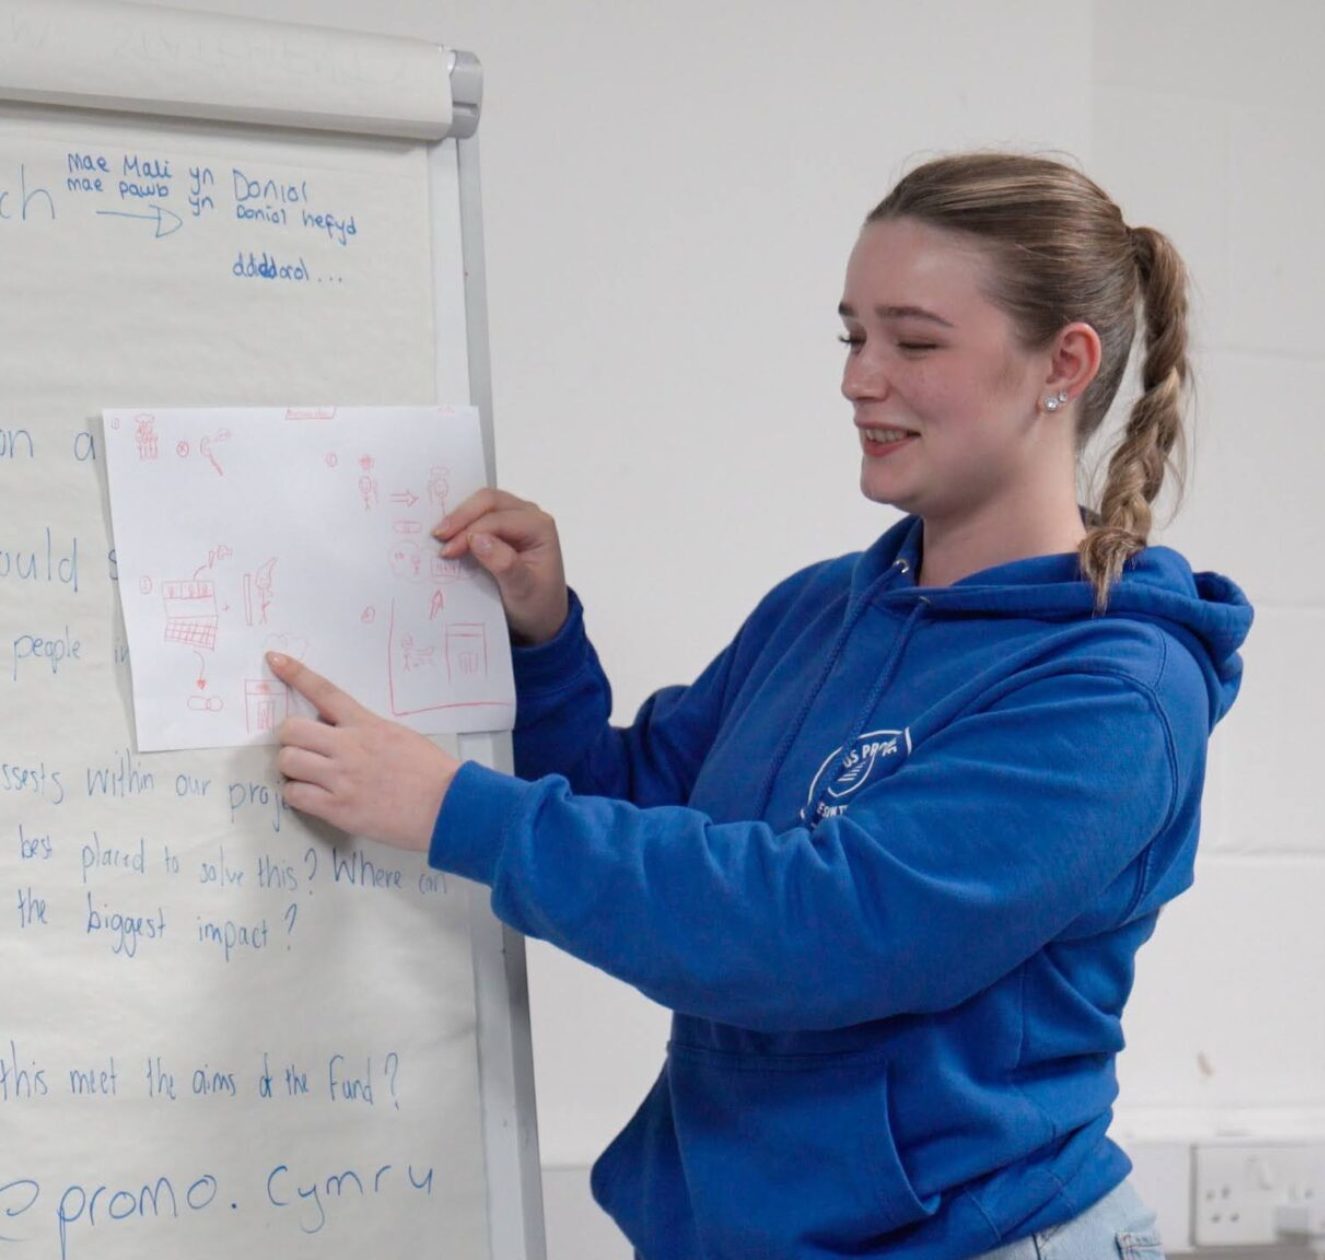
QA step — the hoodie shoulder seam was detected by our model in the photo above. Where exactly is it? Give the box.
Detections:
[1094,646,1180,914]
[994,659,1180,915]
[1138,634,1182,907]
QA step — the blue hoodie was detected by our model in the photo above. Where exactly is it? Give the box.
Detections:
[430,514,1253,1259]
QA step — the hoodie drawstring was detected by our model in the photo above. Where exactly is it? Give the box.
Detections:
[752,561,924,821]
[802,597,929,824]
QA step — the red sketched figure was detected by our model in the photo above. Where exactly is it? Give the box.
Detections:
[400,634,436,672]
[427,464,451,514]
[244,558,277,627]
[359,454,378,511]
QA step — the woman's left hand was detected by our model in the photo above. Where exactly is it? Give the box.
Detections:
[267,652,460,852]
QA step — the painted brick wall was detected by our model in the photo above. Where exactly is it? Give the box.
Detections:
[1093,0,1325,1125]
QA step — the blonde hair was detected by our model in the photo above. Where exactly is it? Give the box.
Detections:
[867,153,1191,610]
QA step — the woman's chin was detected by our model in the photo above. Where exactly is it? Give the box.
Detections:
[860,469,914,514]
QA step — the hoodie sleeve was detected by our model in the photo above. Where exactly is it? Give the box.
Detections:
[509,583,797,807]
[433,667,1183,1033]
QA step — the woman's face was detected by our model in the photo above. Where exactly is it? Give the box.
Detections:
[839,217,1053,525]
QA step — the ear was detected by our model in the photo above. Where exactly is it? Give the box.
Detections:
[1043,321,1102,408]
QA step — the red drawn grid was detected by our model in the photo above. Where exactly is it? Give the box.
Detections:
[163,580,218,651]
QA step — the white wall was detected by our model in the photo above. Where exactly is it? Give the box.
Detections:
[1089,0,1325,1127]
[139,1,1325,1253]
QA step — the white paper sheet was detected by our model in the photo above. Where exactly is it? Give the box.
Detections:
[103,405,515,751]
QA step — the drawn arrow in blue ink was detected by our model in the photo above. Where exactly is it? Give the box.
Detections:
[95,204,183,238]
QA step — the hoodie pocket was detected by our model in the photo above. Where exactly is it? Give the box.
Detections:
[666,1041,937,1254]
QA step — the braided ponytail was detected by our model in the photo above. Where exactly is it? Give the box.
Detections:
[1077,225,1192,610]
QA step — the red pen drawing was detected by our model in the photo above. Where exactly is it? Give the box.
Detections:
[263,634,307,661]
[243,558,277,627]
[193,650,208,691]
[199,430,229,477]
[393,520,422,535]
[428,589,445,621]
[399,634,436,672]
[134,415,159,460]
[286,407,337,421]
[391,490,419,508]
[361,606,377,624]
[192,544,232,581]
[245,679,289,733]
[176,440,190,458]
[429,555,468,583]
[139,576,153,595]
[390,542,423,581]
[427,465,451,513]
[163,580,219,650]
[324,452,339,468]
[445,624,489,680]
[386,601,507,718]
[187,694,223,712]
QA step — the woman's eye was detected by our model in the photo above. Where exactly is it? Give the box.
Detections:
[838,334,862,350]
[898,342,937,352]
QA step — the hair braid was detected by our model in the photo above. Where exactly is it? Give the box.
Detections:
[1077,224,1191,609]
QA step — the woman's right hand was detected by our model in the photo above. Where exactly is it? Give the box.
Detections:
[432,489,569,646]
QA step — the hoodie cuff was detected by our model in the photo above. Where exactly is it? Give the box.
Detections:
[429,759,533,885]
[510,588,591,694]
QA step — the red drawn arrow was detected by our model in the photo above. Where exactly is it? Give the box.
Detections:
[391,490,419,507]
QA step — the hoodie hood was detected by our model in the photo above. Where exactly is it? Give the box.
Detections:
[852,514,1253,727]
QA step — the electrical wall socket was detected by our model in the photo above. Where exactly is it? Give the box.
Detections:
[1192,1142,1325,1248]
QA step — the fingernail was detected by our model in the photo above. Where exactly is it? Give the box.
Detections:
[432,516,450,538]
[470,532,492,555]
[267,651,287,669]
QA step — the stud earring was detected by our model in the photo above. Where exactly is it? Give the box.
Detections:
[1044,390,1069,412]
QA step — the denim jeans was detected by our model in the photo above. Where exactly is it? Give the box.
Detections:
[632,1178,1164,1259]
[630,1176,1160,1256]
[973,1179,1165,1259]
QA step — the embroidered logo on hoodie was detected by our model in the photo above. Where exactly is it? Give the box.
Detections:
[801,728,913,822]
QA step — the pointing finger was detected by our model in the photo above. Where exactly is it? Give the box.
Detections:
[266,653,362,725]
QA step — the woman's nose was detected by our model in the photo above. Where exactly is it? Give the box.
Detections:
[841,347,888,402]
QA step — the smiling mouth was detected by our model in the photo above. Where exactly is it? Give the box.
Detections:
[859,426,917,445]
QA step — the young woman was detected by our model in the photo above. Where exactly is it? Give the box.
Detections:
[269,152,1253,1259]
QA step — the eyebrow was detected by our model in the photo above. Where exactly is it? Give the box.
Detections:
[837,301,955,328]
